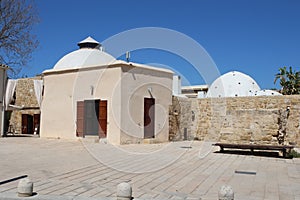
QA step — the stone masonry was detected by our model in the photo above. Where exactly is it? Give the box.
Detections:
[169,95,300,146]
[8,77,41,134]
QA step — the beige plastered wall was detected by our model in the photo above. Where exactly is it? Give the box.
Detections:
[40,66,122,144]
[119,66,173,144]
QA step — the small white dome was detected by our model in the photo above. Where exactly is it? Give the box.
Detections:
[254,89,282,96]
[53,49,115,70]
[206,71,260,97]
[53,36,116,70]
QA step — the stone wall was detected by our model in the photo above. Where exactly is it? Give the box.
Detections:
[8,78,41,134]
[169,95,300,146]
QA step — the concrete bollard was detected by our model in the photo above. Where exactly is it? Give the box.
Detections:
[218,185,234,200]
[17,178,33,197]
[117,182,132,200]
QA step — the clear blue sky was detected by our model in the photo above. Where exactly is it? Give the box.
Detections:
[25,0,300,89]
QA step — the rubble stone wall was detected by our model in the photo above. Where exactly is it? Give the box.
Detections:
[169,95,300,146]
[8,78,41,134]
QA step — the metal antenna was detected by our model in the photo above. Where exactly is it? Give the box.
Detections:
[126,51,130,62]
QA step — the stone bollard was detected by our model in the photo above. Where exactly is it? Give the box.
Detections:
[17,178,33,197]
[218,185,234,200]
[117,182,132,200]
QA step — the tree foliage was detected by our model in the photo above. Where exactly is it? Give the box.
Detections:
[274,66,300,95]
[0,0,39,77]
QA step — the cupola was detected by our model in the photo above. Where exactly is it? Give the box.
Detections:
[77,36,101,49]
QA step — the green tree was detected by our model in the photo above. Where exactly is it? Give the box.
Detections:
[274,66,300,95]
[0,0,39,77]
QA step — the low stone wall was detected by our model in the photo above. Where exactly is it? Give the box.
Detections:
[169,95,300,146]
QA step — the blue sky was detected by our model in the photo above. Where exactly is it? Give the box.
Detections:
[25,0,300,89]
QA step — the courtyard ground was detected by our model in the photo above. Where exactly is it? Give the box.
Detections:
[0,137,299,200]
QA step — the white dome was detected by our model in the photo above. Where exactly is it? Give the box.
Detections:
[53,48,115,70]
[253,89,282,96]
[206,71,260,97]
[53,36,115,70]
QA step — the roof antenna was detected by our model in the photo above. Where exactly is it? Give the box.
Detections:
[126,51,130,62]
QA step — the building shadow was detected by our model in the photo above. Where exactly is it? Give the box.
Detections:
[2,134,39,138]
[214,149,291,159]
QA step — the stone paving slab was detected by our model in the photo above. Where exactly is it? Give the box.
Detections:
[0,192,114,200]
[0,137,299,200]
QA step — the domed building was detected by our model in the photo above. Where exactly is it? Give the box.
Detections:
[206,71,281,98]
[40,37,173,144]
[206,71,261,98]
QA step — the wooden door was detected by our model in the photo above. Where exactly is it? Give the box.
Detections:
[98,100,107,138]
[76,101,84,137]
[84,100,99,136]
[22,114,28,134]
[33,114,40,134]
[27,115,33,134]
[144,98,155,138]
[22,114,33,134]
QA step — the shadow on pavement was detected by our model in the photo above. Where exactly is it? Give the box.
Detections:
[214,149,292,159]
[2,134,39,138]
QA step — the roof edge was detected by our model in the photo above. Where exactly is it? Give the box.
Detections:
[44,60,174,75]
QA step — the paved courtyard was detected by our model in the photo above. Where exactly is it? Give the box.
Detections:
[0,137,299,200]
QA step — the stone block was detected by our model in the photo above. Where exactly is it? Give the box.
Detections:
[17,178,33,197]
[117,182,132,200]
[218,185,234,200]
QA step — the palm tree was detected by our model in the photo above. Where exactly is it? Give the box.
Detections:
[287,67,300,94]
[274,66,288,94]
[274,66,300,95]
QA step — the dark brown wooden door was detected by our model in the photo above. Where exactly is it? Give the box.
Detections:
[22,114,33,134]
[33,114,40,134]
[22,114,28,134]
[84,100,100,136]
[98,100,107,138]
[144,98,155,138]
[76,101,84,137]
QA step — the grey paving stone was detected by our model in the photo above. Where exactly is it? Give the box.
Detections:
[0,138,299,200]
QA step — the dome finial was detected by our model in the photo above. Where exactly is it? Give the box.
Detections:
[78,36,101,49]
